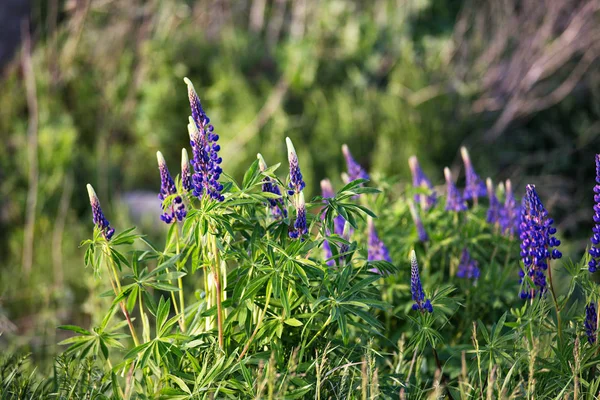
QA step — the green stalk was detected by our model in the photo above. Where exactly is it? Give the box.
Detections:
[547,260,563,343]
[173,226,186,332]
[105,245,140,347]
[210,231,224,348]
[239,282,272,360]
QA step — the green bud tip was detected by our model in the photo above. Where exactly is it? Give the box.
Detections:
[460,146,471,165]
[86,184,98,204]
[157,151,166,166]
[444,167,452,182]
[285,137,296,159]
[257,153,267,171]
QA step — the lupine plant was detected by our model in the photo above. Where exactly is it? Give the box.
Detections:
[30,81,600,399]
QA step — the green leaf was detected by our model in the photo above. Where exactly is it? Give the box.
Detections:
[284,318,303,327]
[58,325,91,335]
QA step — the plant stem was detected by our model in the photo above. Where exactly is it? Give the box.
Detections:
[105,246,140,347]
[173,226,186,332]
[211,232,224,348]
[547,260,563,343]
[432,347,455,400]
[239,282,272,360]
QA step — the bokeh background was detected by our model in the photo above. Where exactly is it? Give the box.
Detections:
[1,0,599,368]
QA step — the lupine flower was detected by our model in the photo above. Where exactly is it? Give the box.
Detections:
[461,147,487,202]
[289,191,308,239]
[184,78,224,202]
[518,184,562,299]
[589,154,600,273]
[585,302,597,344]
[457,248,480,281]
[408,156,437,210]
[368,217,391,263]
[500,179,520,236]
[444,167,467,212]
[486,178,502,225]
[342,144,369,182]
[86,184,115,240]
[258,153,287,219]
[286,137,305,196]
[410,250,433,313]
[181,148,191,192]
[157,151,187,224]
[408,201,428,242]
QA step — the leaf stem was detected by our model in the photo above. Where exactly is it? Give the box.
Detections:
[104,245,140,347]
[210,231,224,348]
[547,260,563,343]
[173,226,186,332]
[239,282,272,360]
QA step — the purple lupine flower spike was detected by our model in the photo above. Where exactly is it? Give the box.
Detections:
[444,167,467,212]
[518,184,562,299]
[342,144,369,182]
[157,151,187,224]
[408,156,437,210]
[286,137,305,196]
[181,148,191,192]
[461,147,487,202]
[457,248,480,281]
[367,217,392,263]
[486,178,502,225]
[500,179,520,236]
[184,78,224,202]
[289,191,308,239]
[589,154,600,273]
[86,184,115,240]
[410,250,433,313]
[585,302,597,344]
[409,201,429,242]
[258,153,287,219]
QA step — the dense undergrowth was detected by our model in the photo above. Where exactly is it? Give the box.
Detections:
[2,78,600,399]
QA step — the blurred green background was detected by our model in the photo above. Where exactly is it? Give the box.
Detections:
[1,0,599,367]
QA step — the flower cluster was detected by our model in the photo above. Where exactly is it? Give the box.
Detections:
[181,148,191,192]
[486,178,501,225]
[408,201,428,242]
[157,151,187,224]
[500,179,520,236]
[185,78,224,202]
[367,218,391,263]
[410,250,433,313]
[585,302,597,344]
[444,167,467,212]
[258,153,287,219]
[461,147,486,202]
[589,154,600,273]
[408,156,437,210]
[342,144,369,182]
[289,191,308,239]
[86,184,115,240]
[286,138,306,196]
[457,248,480,281]
[518,184,562,299]
[286,138,308,240]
